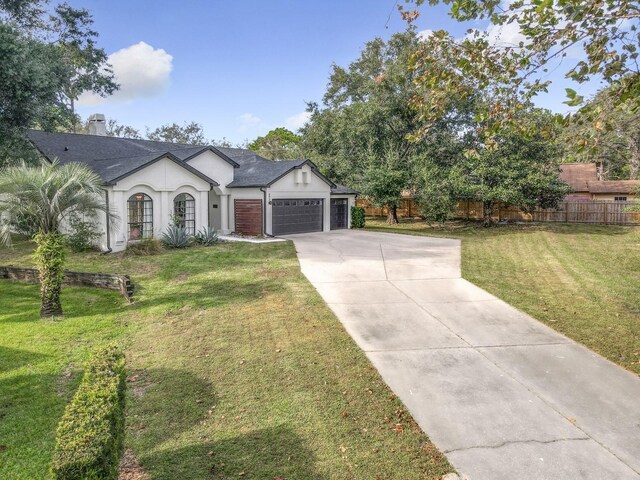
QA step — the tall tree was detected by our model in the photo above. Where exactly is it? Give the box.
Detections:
[0,22,66,166]
[51,3,118,132]
[401,0,640,138]
[0,0,117,163]
[453,109,569,225]
[303,29,429,223]
[0,161,114,317]
[248,127,303,160]
[564,82,640,179]
[147,122,206,144]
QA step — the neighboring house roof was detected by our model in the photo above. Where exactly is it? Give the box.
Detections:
[587,180,640,194]
[26,130,356,192]
[560,163,599,192]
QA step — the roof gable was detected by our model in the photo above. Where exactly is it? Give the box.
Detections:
[560,163,599,192]
[27,130,236,185]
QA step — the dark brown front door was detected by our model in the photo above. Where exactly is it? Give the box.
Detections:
[234,199,263,236]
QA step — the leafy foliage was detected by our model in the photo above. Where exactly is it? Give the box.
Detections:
[161,224,191,248]
[248,127,304,160]
[51,344,126,480]
[33,232,66,317]
[564,81,640,179]
[0,22,66,166]
[124,238,163,256]
[0,160,114,241]
[303,30,432,223]
[193,226,219,245]
[0,1,117,163]
[147,121,206,145]
[350,206,366,228]
[403,0,640,137]
[65,213,101,252]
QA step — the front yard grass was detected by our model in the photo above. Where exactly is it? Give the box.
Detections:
[0,239,452,479]
[365,218,640,375]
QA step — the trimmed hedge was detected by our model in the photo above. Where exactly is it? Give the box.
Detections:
[51,345,126,480]
[351,206,366,228]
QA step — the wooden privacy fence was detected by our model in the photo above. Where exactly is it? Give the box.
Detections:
[357,198,640,226]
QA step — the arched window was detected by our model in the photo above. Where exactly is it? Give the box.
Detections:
[173,193,195,235]
[127,193,153,240]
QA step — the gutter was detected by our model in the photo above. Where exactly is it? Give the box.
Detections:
[259,187,274,237]
[102,188,112,254]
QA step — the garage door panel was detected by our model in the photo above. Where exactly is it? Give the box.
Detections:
[272,198,323,235]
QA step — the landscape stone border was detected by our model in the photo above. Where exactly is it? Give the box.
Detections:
[0,266,134,302]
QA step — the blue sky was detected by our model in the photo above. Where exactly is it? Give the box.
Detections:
[74,0,605,144]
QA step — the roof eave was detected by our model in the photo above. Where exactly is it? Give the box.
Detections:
[183,146,240,168]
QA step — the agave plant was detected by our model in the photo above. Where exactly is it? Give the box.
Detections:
[193,226,219,246]
[161,224,191,248]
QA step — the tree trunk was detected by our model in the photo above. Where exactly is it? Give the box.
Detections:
[482,201,494,227]
[34,232,65,318]
[71,97,76,134]
[629,139,640,179]
[386,205,398,224]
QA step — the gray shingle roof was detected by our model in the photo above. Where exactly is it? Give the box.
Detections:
[331,183,359,195]
[26,130,356,193]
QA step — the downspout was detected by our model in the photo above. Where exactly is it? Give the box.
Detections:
[259,187,274,237]
[102,188,112,254]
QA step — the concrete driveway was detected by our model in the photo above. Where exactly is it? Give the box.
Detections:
[287,229,640,480]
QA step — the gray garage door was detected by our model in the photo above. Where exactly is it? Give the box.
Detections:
[272,198,323,235]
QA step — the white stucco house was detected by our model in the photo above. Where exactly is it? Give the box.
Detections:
[27,117,357,253]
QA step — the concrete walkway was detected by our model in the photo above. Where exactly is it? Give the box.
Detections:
[287,230,640,480]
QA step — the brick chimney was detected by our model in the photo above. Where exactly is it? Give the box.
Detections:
[88,113,107,136]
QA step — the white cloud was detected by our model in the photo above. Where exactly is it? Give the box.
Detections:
[238,113,263,132]
[78,42,173,105]
[484,21,527,47]
[285,111,311,131]
[417,29,434,41]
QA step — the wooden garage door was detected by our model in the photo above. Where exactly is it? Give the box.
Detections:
[234,199,263,236]
[272,198,323,235]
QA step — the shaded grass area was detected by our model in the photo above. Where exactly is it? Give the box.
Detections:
[0,281,127,479]
[365,218,640,375]
[0,240,452,479]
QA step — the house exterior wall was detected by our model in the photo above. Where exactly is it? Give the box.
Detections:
[267,164,333,234]
[106,157,211,252]
[591,193,637,201]
[186,150,235,194]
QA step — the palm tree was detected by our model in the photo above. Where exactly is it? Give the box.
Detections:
[0,160,113,317]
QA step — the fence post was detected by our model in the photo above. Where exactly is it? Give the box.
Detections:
[565,202,569,223]
[603,201,607,224]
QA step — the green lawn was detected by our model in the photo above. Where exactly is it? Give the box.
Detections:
[366,218,640,375]
[0,239,452,479]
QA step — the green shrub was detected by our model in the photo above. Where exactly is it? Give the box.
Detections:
[193,226,219,245]
[351,206,366,228]
[51,344,126,480]
[12,211,40,237]
[161,224,191,248]
[124,238,163,256]
[65,214,101,252]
